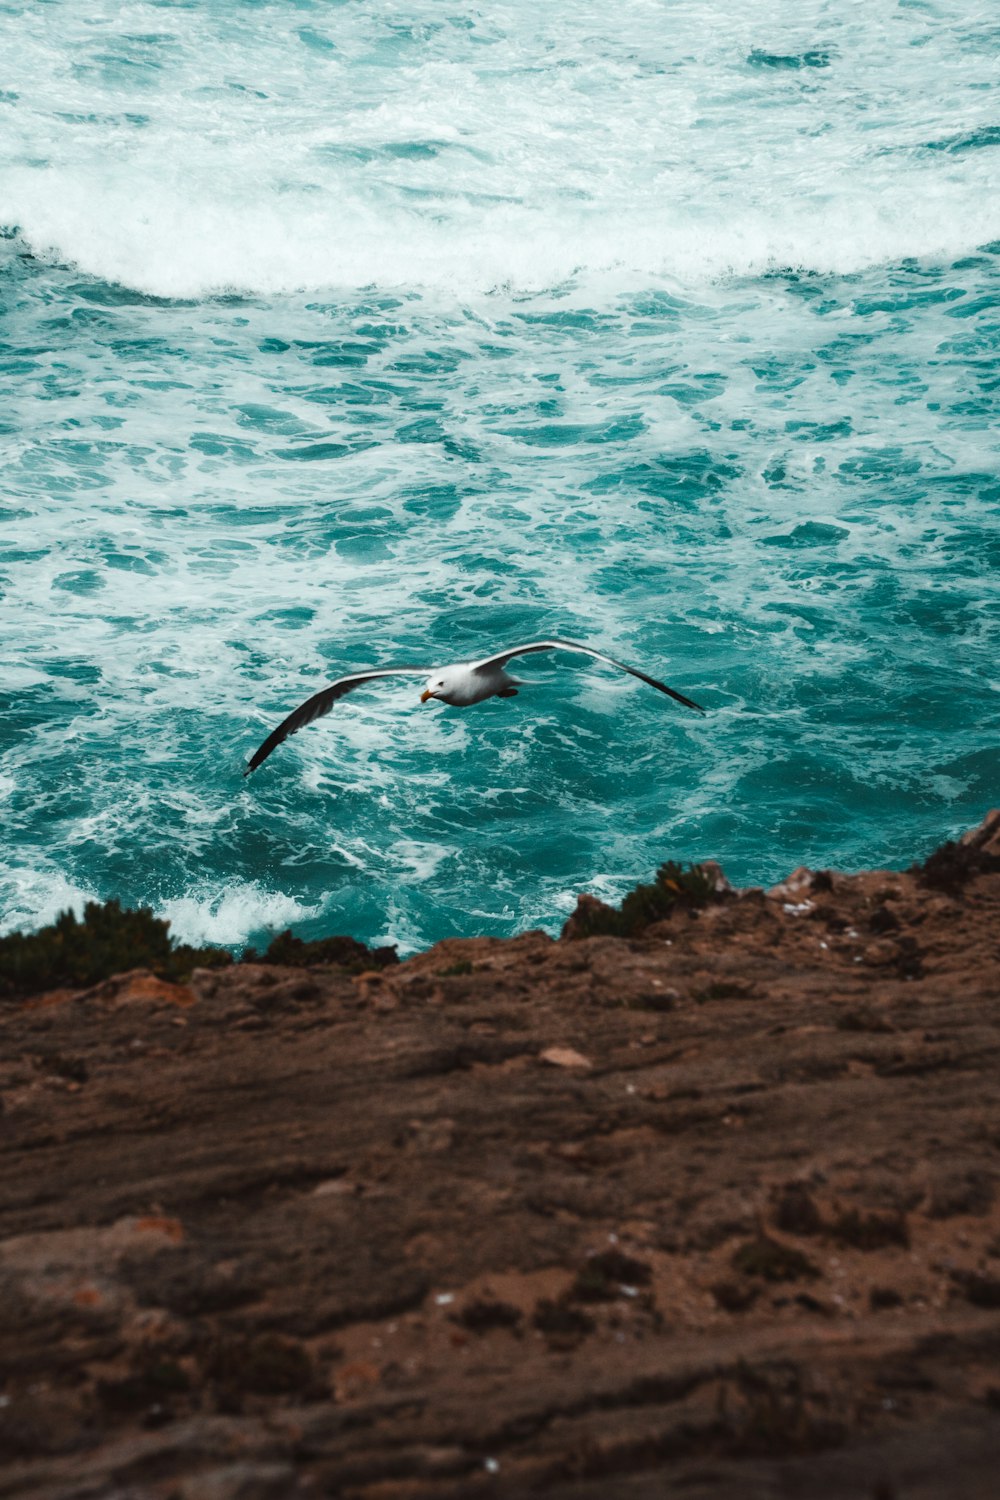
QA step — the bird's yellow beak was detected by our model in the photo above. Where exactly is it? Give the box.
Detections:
[420,689,435,703]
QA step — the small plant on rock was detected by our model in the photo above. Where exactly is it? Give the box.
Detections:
[242,929,398,971]
[563,860,722,940]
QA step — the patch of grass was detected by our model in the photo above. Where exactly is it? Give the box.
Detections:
[870,1287,904,1311]
[532,1298,595,1342]
[732,1234,819,1284]
[894,935,924,979]
[827,1207,909,1252]
[835,1007,894,1034]
[632,986,679,1012]
[711,1279,759,1313]
[928,1170,996,1220]
[36,1052,89,1084]
[794,1292,831,1317]
[453,1298,522,1333]
[696,980,756,1003]
[438,959,474,978]
[772,1185,823,1238]
[721,1362,845,1458]
[951,1270,1000,1309]
[568,1247,653,1302]
[97,1359,190,1414]
[204,1333,315,1397]
[242,929,398,971]
[0,900,231,1000]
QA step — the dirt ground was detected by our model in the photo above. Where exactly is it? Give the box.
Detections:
[2,814,1000,1499]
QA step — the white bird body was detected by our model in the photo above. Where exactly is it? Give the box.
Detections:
[421,661,521,706]
[244,637,703,776]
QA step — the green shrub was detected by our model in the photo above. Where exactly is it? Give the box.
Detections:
[0,899,231,1000]
[732,1234,819,1283]
[564,860,720,940]
[241,929,398,971]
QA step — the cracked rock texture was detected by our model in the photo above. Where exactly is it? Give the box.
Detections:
[2,814,1000,1499]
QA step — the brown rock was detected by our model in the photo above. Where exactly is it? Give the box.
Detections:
[960,808,1000,855]
[178,1464,300,1500]
[539,1046,592,1070]
[861,940,899,967]
[560,892,620,940]
[2,819,1000,1499]
[80,968,197,1008]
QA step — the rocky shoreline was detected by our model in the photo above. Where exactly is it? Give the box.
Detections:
[2,814,999,1499]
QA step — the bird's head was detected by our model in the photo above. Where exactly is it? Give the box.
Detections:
[419,672,461,705]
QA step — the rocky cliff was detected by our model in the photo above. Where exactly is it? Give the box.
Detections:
[2,814,999,1499]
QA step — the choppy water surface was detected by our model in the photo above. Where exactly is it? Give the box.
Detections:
[2,1,998,951]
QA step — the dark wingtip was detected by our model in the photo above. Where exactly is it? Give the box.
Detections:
[244,750,268,776]
[661,684,706,715]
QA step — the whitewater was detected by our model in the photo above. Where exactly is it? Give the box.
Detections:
[2,0,998,954]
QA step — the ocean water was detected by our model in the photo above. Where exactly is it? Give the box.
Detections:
[2,0,998,955]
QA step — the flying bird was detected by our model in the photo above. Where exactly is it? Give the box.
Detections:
[243,637,704,776]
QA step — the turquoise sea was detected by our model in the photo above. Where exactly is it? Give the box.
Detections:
[2,1,998,954]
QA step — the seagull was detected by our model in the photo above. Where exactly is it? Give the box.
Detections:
[243,636,704,776]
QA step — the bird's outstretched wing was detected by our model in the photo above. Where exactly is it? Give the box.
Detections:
[470,638,705,714]
[244,667,430,775]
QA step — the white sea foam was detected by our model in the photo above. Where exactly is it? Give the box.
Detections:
[159,884,321,949]
[389,838,452,883]
[4,1,1000,297]
[9,163,1000,300]
[0,869,320,952]
[0,870,100,937]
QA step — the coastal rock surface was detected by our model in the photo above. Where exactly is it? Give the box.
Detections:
[2,816,1000,1499]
